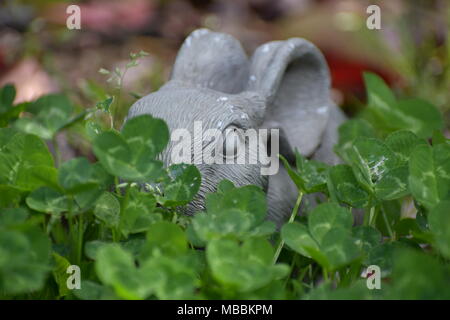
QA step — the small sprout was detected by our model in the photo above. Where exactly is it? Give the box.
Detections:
[98,68,110,75]
[138,50,149,57]
[114,67,123,77]
[95,97,114,113]
[126,60,139,68]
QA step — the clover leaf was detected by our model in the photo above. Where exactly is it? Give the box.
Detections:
[327,164,370,207]
[335,119,376,163]
[206,238,289,292]
[58,158,112,212]
[428,201,450,258]
[94,192,120,229]
[384,130,426,164]
[141,221,187,259]
[0,128,56,191]
[386,248,450,299]
[191,180,275,242]
[156,164,201,207]
[119,189,160,237]
[363,72,443,138]
[26,187,70,215]
[95,233,199,299]
[409,144,450,210]
[280,151,329,194]
[93,115,168,182]
[95,244,155,299]
[345,137,410,201]
[0,223,51,294]
[308,202,354,244]
[14,94,75,140]
[282,203,359,270]
[0,84,27,127]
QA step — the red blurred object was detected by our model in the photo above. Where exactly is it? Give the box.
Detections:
[0,51,5,74]
[0,50,5,73]
[325,50,397,103]
[0,58,58,103]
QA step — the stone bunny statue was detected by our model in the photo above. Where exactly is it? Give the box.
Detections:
[125,29,346,226]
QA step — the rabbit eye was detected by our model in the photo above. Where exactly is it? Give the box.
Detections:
[221,125,244,159]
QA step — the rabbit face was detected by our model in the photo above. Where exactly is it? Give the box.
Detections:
[127,83,269,214]
[125,28,344,224]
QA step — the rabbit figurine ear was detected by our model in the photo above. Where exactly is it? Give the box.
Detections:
[169,29,249,94]
[247,38,332,158]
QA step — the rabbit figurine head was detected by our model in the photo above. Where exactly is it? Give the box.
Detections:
[125,29,345,226]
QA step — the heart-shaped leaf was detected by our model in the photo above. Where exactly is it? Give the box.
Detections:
[94,192,120,229]
[308,203,353,244]
[280,151,329,194]
[0,129,55,190]
[206,238,288,292]
[385,130,426,164]
[347,137,399,189]
[0,84,15,111]
[335,119,376,163]
[205,180,267,223]
[143,221,188,258]
[157,164,201,207]
[120,189,160,237]
[352,226,382,253]
[281,222,324,262]
[327,164,370,207]
[191,180,273,242]
[428,201,450,258]
[95,244,155,299]
[0,226,51,294]
[374,165,409,200]
[363,73,443,138]
[26,187,70,215]
[320,228,360,269]
[14,94,74,140]
[409,144,450,210]
[93,115,168,182]
[282,204,360,271]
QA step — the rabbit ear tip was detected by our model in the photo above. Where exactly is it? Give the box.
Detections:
[283,38,323,55]
[185,28,238,43]
[172,29,249,93]
[189,28,211,37]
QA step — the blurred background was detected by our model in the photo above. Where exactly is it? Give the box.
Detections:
[0,0,449,158]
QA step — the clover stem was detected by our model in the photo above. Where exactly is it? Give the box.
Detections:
[381,206,395,241]
[67,195,76,262]
[76,214,84,265]
[120,183,131,217]
[363,210,369,226]
[112,67,128,129]
[323,268,329,282]
[363,203,373,226]
[52,136,61,168]
[283,256,297,288]
[114,177,120,195]
[172,211,178,224]
[368,206,376,226]
[297,265,310,290]
[112,228,118,243]
[272,191,303,265]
